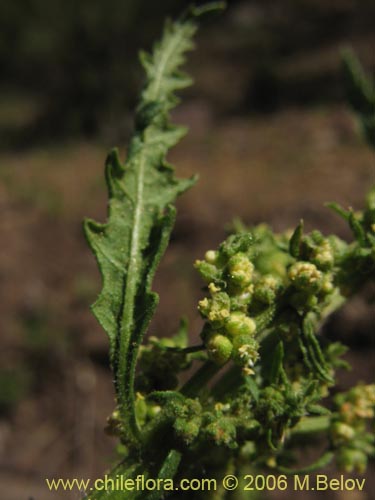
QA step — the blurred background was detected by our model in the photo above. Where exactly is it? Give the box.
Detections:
[0,1,374,498]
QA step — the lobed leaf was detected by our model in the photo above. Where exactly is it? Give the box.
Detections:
[84,13,200,444]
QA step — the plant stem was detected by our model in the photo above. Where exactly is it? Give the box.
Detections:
[291,415,331,436]
[163,344,205,354]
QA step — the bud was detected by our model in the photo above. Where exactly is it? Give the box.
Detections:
[311,240,334,270]
[206,333,233,365]
[135,392,148,425]
[230,284,254,311]
[204,417,237,447]
[194,259,220,283]
[198,292,231,327]
[331,422,355,443]
[320,274,334,294]
[227,253,254,289]
[205,250,217,264]
[198,297,210,315]
[225,312,256,337]
[253,275,282,304]
[147,404,161,418]
[208,282,221,293]
[174,416,201,445]
[288,261,323,293]
[337,448,367,474]
[105,409,122,436]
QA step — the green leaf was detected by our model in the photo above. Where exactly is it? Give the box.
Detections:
[289,220,304,258]
[348,210,367,246]
[85,460,144,500]
[301,315,334,384]
[84,13,200,445]
[84,451,182,500]
[325,202,350,221]
[144,450,182,500]
[269,341,285,384]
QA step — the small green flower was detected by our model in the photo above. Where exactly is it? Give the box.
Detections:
[229,285,254,311]
[205,250,218,264]
[225,311,256,337]
[288,261,323,293]
[135,392,148,426]
[253,275,282,304]
[206,333,233,365]
[311,239,334,270]
[227,252,254,289]
[337,448,368,474]
[331,422,355,443]
[320,274,335,294]
[232,334,259,374]
[194,259,221,283]
[198,291,231,327]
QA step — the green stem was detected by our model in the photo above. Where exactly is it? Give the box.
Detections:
[163,344,205,354]
[291,415,331,436]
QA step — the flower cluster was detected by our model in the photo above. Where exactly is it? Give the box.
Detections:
[331,384,375,473]
[195,234,278,374]
[194,227,341,375]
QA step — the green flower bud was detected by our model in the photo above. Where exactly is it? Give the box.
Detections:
[225,312,256,338]
[253,275,282,304]
[227,252,254,289]
[331,422,355,443]
[320,274,335,294]
[194,259,221,283]
[229,285,254,311]
[337,448,367,474]
[204,417,237,448]
[105,409,122,436]
[147,404,161,418]
[311,240,334,270]
[205,250,217,264]
[198,292,231,327]
[206,333,233,365]
[336,384,375,421]
[174,416,201,445]
[288,261,323,293]
[135,393,148,426]
[208,282,221,293]
[198,297,210,316]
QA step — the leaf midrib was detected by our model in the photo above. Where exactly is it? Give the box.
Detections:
[118,148,146,437]
[149,25,185,101]
[115,20,193,442]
